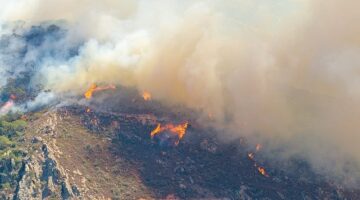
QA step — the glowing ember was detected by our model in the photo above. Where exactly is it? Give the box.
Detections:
[150,122,188,145]
[247,143,270,177]
[257,166,269,177]
[84,83,116,99]
[142,91,151,101]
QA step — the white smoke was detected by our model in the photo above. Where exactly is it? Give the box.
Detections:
[1,0,360,186]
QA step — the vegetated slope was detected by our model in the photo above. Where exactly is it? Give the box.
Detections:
[4,103,358,200]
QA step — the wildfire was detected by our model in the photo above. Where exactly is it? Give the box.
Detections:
[141,91,151,101]
[247,143,270,178]
[0,99,14,114]
[257,166,269,177]
[84,83,116,99]
[150,122,188,145]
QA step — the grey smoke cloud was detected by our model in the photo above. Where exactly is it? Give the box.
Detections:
[1,0,360,186]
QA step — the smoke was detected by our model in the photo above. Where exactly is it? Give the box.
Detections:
[22,91,57,111]
[1,0,360,186]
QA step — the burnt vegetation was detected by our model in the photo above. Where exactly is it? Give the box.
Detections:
[65,97,358,199]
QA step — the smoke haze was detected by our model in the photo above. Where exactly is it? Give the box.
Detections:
[1,0,360,186]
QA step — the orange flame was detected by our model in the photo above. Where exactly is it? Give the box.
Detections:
[150,122,188,145]
[86,108,91,113]
[84,83,116,99]
[84,83,97,99]
[247,143,269,177]
[142,91,151,101]
[0,100,14,114]
[257,166,269,177]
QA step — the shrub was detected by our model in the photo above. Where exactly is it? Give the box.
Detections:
[0,136,12,150]
[0,119,27,138]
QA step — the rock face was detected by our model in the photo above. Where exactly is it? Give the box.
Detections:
[9,110,153,200]
[15,144,79,200]
[13,113,80,200]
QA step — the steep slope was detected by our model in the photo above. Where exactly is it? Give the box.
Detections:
[5,104,359,200]
[15,110,153,200]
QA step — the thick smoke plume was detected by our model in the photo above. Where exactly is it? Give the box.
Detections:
[1,0,360,186]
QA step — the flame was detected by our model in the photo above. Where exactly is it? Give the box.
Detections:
[0,100,14,114]
[84,83,116,99]
[86,108,91,113]
[257,166,269,177]
[150,124,162,138]
[84,83,97,99]
[150,122,188,145]
[247,143,269,177]
[142,91,151,101]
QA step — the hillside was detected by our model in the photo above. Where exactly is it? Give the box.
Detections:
[0,3,360,199]
[1,97,359,199]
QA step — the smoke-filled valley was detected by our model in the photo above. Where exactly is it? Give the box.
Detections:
[0,0,360,199]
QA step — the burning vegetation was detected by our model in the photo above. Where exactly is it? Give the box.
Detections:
[247,144,270,178]
[70,103,358,199]
[84,83,116,100]
[0,94,16,115]
[142,91,152,101]
[0,100,14,115]
[0,16,359,199]
[150,122,188,146]
[256,166,269,177]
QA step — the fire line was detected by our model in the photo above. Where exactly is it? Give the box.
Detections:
[150,122,188,145]
[84,83,116,99]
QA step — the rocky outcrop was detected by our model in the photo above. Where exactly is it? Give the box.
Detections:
[13,113,80,200]
[14,142,80,200]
